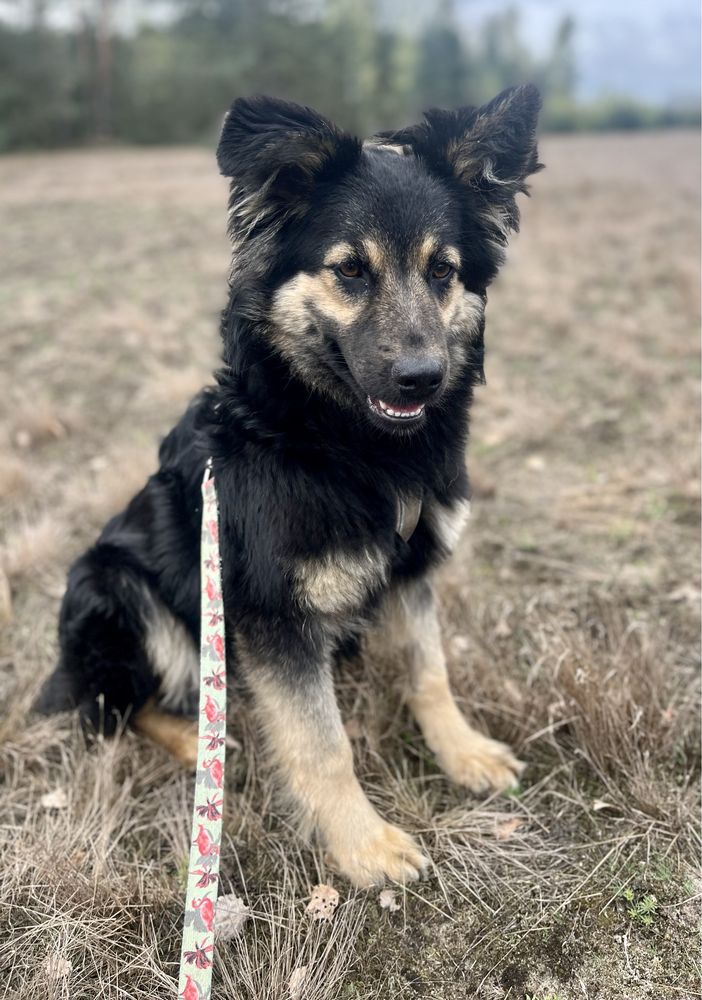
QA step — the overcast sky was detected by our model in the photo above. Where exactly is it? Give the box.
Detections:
[456,0,700,104]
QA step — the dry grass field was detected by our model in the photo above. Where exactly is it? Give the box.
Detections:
[0,131,700,999]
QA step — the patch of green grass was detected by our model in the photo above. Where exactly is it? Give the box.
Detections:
[608,518,638,542]
[617,886,659,927]
[652,859,674,884]
[176,852,189,891]
[643,495,669,521]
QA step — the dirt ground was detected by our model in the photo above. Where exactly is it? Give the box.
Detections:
[0,131,699,999]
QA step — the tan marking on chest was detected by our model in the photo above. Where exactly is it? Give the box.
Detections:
[295,546,388,616]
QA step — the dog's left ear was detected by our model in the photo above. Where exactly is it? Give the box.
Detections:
[375,84,542,238]
[217,96,361,220]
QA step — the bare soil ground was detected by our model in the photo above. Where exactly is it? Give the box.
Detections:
[0,132,700,999]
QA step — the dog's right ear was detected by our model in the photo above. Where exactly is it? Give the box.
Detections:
[373,85,542,243]
[217,96,361,221]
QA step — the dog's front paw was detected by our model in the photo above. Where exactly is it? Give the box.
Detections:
[328,816,429,888]
[437,729,524,795]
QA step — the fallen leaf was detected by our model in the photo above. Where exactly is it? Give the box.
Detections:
[13,429,32,450]
[469,473,496,499]
[343,717,362,740]
[503,679,524,705]
[305,883,339,922]
[43,955,72,980]
[378,888,400,912]
[40,788,68,811]
[493,615,512,639]
[495,817,524,841]
[450,635,470,656]
[667,584,701,606]
[288,965,308,998]
[13,416,66,450]
[215,893,250,939]
[0,568,12,624]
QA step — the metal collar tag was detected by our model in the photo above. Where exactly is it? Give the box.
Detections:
[396,493,423,542]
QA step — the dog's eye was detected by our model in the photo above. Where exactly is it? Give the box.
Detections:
[337,262,363,280]
[431,262,453,281]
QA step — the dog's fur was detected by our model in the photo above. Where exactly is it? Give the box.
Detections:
[37,86,542,886]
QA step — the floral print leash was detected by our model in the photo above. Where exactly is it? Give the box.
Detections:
[178,459,226,1000]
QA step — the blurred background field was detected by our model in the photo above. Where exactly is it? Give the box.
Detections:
[0,1,700,998]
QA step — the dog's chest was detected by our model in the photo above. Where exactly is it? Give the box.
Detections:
[391,494,471,578]
[292,494,470,621]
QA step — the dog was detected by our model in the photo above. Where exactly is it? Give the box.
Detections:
[37,85,542,886]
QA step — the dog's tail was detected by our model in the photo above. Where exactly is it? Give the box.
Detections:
[33,543,160,737]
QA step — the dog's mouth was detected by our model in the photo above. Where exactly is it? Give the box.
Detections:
[367,397,425,423]
[322,337,429,431]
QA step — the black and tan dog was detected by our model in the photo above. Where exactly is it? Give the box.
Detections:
[37,86,542,886]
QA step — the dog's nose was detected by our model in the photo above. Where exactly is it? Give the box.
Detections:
[391,357,445,398]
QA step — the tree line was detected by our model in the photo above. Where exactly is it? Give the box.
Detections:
[0,0,697,152]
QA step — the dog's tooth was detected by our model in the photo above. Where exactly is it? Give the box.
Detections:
[373,398,426,419]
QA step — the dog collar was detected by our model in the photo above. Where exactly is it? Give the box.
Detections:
[396,492,423,542]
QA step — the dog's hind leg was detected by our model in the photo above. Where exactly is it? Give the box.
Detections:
[36,545,159,736]
[239,638,428,887]
[37,543,198,767]
[132,699,198,769]
[371,579,524,794]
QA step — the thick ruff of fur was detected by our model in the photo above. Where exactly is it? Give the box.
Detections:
[37,86,542,886]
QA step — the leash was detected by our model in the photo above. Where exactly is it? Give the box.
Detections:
[175,468,422,997]
[178,459,226,1000]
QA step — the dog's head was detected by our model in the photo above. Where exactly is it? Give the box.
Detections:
[217,87,541,434]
